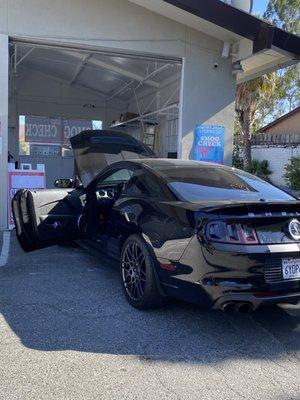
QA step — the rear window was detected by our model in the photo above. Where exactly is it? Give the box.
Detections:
[154,165,295,202]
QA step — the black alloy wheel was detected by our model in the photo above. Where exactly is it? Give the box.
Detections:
[120,234,165,309]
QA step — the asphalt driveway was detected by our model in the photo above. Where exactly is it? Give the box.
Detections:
[0,232,299,400]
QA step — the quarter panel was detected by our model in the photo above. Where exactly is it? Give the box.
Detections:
[113,197,195,262]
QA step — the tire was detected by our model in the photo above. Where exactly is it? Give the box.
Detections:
[120,234,165,310]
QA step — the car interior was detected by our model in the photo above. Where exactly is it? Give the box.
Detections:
[85,168,135,236]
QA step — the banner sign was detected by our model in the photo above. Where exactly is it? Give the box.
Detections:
[8,163,46,230]
[25,116,61,144]
[193,124,225,164]
[24,116,92,146]
[62,119,92,146]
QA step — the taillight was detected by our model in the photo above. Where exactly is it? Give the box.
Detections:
[206,221,259,244]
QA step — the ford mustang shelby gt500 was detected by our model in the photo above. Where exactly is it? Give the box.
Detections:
[13,130,300,312]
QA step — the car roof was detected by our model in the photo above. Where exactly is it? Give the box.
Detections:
[129,158,230,170]
[94,158,238,186]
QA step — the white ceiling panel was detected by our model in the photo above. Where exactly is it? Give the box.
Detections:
[11,43,181,102]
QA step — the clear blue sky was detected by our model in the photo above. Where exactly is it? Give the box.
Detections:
[252,0,269,16]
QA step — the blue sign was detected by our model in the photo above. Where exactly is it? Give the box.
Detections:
[193,125,225,164]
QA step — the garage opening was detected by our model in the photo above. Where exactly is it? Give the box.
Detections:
[8,40,182,188]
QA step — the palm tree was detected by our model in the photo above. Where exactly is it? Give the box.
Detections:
[235,73,277,168]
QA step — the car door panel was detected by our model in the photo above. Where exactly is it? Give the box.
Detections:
[13,188,84,252]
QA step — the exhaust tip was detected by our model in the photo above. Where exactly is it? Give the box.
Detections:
[220,302,237,312]
[237,302,253,313]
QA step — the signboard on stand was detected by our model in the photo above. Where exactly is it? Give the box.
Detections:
[8,163,46,230]
[193,125,225,164]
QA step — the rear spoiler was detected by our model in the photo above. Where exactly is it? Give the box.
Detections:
[197,201,300,219]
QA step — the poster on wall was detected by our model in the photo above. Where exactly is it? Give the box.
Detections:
[193,124,225,164]
[8,163,46,230]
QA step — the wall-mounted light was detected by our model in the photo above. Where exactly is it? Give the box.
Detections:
[232,61,244,74]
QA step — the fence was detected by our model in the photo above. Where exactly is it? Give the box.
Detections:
[252,132,300,146]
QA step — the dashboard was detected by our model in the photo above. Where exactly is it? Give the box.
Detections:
[96,188,116,200]
[95,182,127,203]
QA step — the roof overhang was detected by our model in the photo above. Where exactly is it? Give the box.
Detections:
[129,0,300,82]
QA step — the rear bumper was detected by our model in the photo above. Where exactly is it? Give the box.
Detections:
[164,236,300,309]
[213,291,300,311]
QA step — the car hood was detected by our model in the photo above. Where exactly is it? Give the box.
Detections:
[70,130,156,187]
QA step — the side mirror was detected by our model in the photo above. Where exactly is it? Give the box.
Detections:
[54,178,74,189]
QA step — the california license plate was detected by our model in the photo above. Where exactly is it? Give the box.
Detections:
[282,258,300,280]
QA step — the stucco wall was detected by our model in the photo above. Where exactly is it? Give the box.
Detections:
[180,28,235,164]
[252,145,300,186]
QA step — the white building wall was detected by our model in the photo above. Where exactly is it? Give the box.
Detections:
[252,146,300,186]
[180,28,236,164]
[0,0,237,227]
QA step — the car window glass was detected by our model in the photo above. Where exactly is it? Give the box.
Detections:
[154,165,295,202]
[123,170,149,197]
[98,168,133,187]
[123,169,162,198]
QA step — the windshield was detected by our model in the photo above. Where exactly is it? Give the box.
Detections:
[154,165,295,202]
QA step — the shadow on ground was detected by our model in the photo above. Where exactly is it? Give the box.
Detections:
[0,235,299,365]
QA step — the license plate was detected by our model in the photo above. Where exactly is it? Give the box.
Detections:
[282,258,300,280]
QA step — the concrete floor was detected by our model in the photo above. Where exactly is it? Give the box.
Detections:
[0,232,300,400]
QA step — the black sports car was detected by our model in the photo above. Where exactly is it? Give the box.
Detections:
[13,130,300,312]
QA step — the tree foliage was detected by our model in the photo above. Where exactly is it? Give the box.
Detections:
[264,0,300,33]
[254,66,300,129]
[235,74,277,167]
[284,157,300,190]
[235,0,300,167]
[260,0,300,122]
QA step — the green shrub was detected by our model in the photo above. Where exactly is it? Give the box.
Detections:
[245,159,272,181]
[284,157,300,190]
[232,147,272,181]
[232,146,244,169]
[246,159,272,179]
